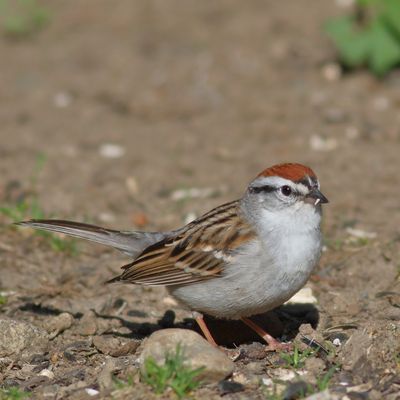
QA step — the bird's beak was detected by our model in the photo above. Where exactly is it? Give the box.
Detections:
[307,188,329,206]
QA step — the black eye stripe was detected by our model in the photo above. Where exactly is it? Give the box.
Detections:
[250,185,302,196]
[249,185,275,194]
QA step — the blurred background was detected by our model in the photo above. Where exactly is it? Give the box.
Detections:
[0,1,399,397]
[0,0,399,236]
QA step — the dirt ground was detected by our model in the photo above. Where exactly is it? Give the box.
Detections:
[0,1,400,399]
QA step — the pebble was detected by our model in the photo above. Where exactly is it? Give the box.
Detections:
[85,388,100,396]
[99,143,125,159]
[39,369,54,379]
[139,328,234,383]
[125,176,139,196]
[286,287,318,305]
[218,380,245,395]
[76,311,98,336]
[346,227,377,239]
[93,335,140,357]
[283,380,309,400]
[310,135,338,152]
[321,63,342,81]
[0,318,49,358]
[44,312,74,339]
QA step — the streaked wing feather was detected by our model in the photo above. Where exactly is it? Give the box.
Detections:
[114,200,256,286]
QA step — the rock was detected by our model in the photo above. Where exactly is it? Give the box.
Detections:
[283,381,309,400]
[139,328,234,383]
[99,143,125,159]
[286,287,318,305]
[76,311,98,336]
[93,335,140,357]
[43,313,74,339]
[0,318,49,358]
[218,380,244,395]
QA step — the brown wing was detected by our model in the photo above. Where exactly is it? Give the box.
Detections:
[110,200,256,286]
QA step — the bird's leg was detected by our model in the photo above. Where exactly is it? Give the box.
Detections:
[241,317,291,351]
[193,312,218,347]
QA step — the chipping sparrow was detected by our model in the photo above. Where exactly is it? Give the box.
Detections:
[18,163,328,349]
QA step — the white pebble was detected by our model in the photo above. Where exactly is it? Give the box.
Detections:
[85,388,99,396]
[321,63,342,81]
[286,287,318,305]
[262,377,273,386]
[54,91,72,108]
[310,134,338,152]
[162,296,179,307]
[99,143,125,159]
[346,227,377,239]
[333,338,342,346]
[39,369,54,379]
[125,176,139,195]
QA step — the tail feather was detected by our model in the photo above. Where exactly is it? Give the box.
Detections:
[16,219,164,257]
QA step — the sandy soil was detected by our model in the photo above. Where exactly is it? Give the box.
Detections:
[0,1,399,398]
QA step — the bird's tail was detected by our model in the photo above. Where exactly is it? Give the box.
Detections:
[16,219,162,257]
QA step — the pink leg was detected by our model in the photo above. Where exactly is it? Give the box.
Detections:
[241,317,291,351]
[194,313,218,346]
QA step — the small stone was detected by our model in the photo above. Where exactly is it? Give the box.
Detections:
[76,311,98,336]
[99,143,125,159]
[85,388,100,396]
[218,380,244,395]
[110,340,140,357]
[286,287,318,305]
[44,313,74,339]
[93,335,121,355]
[125,176,139,196]
[321,63,342,81]
[39,369,54,379]
[0,318,49,358]
[139,328,234,383]
[283,381,309,400]
[345,228,377,240]
[333,338,341,347]
[310,135,338,152]
[162,296,179,307]
[132,212,149,228]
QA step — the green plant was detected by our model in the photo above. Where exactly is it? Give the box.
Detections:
[0,155,78,255]
[315,367,336,392]
[0,387,30,400]
[326,0,400,76]
[0,295,7,306]
[280,345,315,369]
[0,0,50,38]
[113,375,135,390]
[141,345,204,399]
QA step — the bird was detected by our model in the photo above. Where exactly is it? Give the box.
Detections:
[17,163,328,350]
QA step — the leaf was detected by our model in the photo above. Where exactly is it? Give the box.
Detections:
[325,16,371,67]
[383,0,400,36]
[368,18,400,76]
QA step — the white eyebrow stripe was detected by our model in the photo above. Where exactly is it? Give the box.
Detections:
[293,182,309,195]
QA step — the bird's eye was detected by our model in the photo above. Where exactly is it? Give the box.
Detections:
[281,185,292,196]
